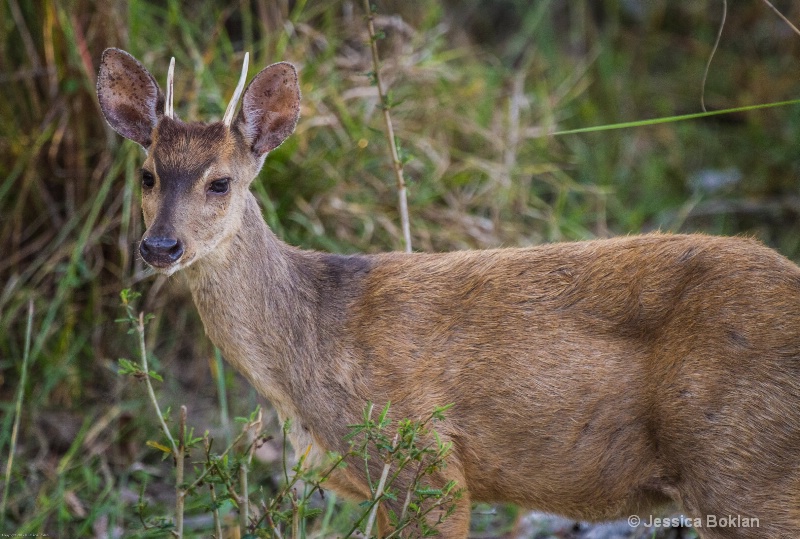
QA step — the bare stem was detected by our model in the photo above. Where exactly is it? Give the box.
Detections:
[204,437,223,539]
[363,433,399,538]
[239,407,261,532]
[174,406,187,538]
[137,312,178,455]
[136,312,182,537]
[267,513,284,539]
[399,459,425,523]
[292,497,300,539]
[701,0,727,112]
[362,0,412,253]
[239,463,249,530]
[760,0,800,37]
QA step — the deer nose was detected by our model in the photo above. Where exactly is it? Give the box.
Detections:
[140,236,184,267]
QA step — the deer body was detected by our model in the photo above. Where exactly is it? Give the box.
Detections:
[98,49,800,538]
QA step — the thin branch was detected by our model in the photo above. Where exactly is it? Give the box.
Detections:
[701,0,727,112]
[137,312,178,455]
[760,0,800,37]
[239,407,261,532]
[267,513,284,539]
[185,415,258,494]
[239,460,249,531]
[383,492,459,539]
[174,405,187,539]
[362,0,412,253]
[399,459,426,523]
[135,312,182,537]
[204,437,223,539]
[363,433,399,538]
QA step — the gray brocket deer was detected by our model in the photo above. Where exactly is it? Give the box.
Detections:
[96,48,800,538]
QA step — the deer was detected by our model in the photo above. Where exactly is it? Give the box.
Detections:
[96,48,800,538]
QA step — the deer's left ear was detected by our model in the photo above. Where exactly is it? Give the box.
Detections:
[97,48,164,149]
[235,62,301,156]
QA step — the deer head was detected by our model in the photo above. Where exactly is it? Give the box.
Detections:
[96,48,300,275]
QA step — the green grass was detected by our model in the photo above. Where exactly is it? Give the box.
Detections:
[2,0,800,536]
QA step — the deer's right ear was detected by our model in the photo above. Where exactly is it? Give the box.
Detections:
[97,48,164,149]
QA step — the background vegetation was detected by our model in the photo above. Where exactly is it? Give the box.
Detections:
[2,0,800,537]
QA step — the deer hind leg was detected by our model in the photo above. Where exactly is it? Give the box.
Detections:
[689,494,800,539]
[680,464,800,539]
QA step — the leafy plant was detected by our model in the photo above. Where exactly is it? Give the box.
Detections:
[116,289,460,538]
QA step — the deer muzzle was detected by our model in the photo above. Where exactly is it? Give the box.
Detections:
[140,236,185,269]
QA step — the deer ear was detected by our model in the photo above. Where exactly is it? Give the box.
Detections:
[235,62,300,156]
[97,48,164,148]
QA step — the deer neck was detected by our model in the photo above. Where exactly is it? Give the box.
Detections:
[184,193,322,414]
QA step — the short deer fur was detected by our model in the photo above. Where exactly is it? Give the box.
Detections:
[97,48,800,538]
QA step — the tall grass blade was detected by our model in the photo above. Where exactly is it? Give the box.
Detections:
[1,300,34,526]
[550,98,800,136]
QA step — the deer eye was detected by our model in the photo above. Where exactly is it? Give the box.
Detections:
[141,169,155,189]
[208,178,230,194]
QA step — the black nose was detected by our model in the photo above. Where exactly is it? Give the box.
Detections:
[140,236,184,267]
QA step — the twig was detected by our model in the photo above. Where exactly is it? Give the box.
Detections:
[701,0,727,112]
[204,437,223,539]
[239,458,250,531]
[383,492,459,539]
[282,420,291,486]
[362,0,412,253]
[292,493,300,539]
[135,312,181,537]
[267,513,284,539]
[137,312,178,454]
[174,405,187,538]
[0,300,34,526]
[704,0,800,112]
[760,0,800,37]
[239,407,262,531]
[208,458,242,508]
[399,459,426,523]
[184,418,255,494]
[363,433,399,538]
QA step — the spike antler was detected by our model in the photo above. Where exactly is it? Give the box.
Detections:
[223,52,250,127]
[165,57,175,119]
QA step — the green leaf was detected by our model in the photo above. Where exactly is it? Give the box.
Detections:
[117,358,145,377]
[415,487,443,497]
[146,440,173,455]
[378,401,391,427]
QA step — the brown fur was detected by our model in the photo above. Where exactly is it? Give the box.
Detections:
[98,49,800,538]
